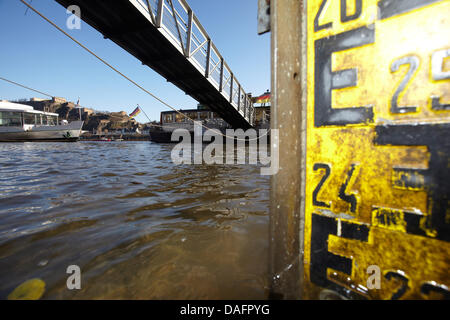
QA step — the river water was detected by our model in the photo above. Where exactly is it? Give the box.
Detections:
[0,141,270,299]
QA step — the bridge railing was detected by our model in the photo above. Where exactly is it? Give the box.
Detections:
[131,0,254,126]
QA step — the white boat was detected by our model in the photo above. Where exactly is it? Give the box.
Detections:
[0,101,83,142]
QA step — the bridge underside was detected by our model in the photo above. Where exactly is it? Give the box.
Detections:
[54,0,253,129]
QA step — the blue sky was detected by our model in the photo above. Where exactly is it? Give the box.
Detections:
[0,0,270,123]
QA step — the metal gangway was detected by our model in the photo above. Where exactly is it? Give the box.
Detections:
[55,0,255,129]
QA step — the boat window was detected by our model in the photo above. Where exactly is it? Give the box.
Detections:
[187,112,197,120]
[0,111,22,127]
[176,113,184,123]
[198,111,208,120]
[164,114,173,123]
[46,115,57,126]
[24,113,36,125]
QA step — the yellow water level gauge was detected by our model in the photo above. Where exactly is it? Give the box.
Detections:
[304,0,450,299]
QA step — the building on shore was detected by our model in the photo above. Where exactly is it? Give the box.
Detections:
[252,91,271,129]
[254,105,270,129]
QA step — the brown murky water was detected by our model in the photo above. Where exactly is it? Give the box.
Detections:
[0,141,269,299]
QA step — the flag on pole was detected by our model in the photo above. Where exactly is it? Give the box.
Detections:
[129,106,141,118]
[76,98,81,121]
[254,92,270,104]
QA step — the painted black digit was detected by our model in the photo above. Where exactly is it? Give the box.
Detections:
[338,164,358,213]
[314,0,332,32]
[390,56,419,114]
[313,163,331,208]
[341,0,362,22]
[315,26,374,127]
[432,49,450,81]
[384,272,409,300]
[374,123,450,242]
[431,97,450,111]
[421,283,450,300]
[378,0,443,20]
[431,49,450,110]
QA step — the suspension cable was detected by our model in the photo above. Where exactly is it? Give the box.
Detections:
[0,76,53,98]
[0,76,222,131]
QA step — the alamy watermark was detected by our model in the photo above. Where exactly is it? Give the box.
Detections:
[66,265,81,290]
[170,122,279,176]
[367,265,381,290]
[66,5,81,30]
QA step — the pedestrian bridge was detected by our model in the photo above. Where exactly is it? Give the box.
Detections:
[55,0,254,129]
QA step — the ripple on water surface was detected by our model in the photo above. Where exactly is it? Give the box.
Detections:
[0,142,269,299]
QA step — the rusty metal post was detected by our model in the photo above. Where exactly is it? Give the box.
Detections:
[269,0,306,299]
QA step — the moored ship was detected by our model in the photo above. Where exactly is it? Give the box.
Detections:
[0,101,83,142]
[149,104,231,143]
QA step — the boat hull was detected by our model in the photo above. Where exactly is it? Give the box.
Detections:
[0,121,83,142]
[149,130,196,143]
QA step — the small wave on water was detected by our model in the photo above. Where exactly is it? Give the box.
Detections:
[0,141,270,299]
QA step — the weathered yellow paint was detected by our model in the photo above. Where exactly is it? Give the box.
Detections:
[326,227,450,300]
[8,279,46,300]
[304,0,450,299]
[391,169,426,191]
